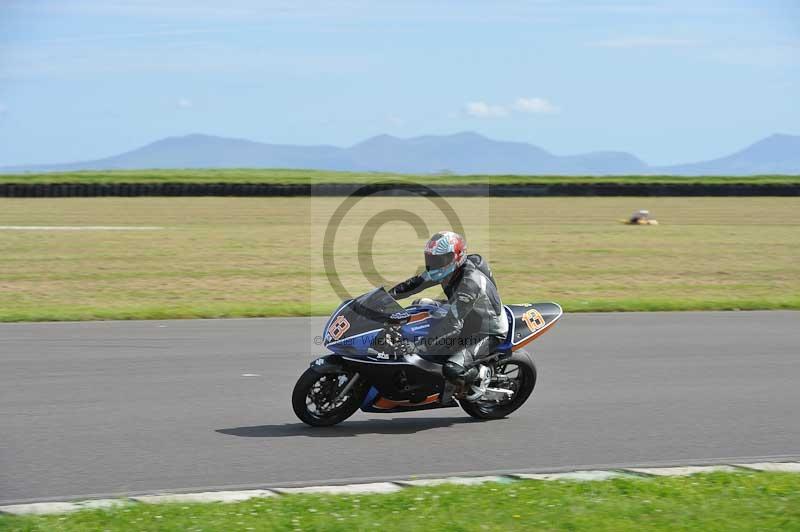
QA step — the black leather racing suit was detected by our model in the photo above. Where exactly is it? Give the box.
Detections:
[388,254,508,381]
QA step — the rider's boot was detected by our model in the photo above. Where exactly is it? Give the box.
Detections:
[440,380,457,405]
[440,337,498,403]
[441,362,479,404]
[442,361,479,386]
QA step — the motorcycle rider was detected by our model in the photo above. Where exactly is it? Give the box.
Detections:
[388,231,508,392]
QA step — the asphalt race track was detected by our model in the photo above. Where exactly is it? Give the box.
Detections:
[1,311,799,504]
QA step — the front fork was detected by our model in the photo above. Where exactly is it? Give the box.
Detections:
[333,372,360,403]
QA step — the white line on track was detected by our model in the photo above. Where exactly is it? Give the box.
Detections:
[625,465,737,476]
[133,490,276,504]
[734,462,800,472]
[0,226,164,231]
[516,470,628,481]
[273,482,401,495]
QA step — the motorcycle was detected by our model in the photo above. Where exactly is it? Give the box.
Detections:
[292,287,562,426]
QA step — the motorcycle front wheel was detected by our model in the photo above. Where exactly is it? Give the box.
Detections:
[292,368,366,427]
[460,350,537,420]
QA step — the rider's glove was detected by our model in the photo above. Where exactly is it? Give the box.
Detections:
[399,339,420,357]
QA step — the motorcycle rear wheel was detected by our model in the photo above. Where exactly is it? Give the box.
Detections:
[460,351,537,420]
[292,368,365,427]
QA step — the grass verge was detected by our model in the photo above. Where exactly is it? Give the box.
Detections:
[0,197,798,321]
[1,472,799,531]
[1,169,800,185]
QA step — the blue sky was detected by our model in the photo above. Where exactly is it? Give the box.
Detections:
[1,0,798,166]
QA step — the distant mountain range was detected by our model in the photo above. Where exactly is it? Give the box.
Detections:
[3,132,799,175]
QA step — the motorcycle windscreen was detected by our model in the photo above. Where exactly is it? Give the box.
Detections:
[504,302,563,351]
[322,287,408,349]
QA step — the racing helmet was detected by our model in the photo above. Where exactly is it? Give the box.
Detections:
[424,231,467,282]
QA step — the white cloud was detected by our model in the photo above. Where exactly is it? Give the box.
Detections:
[588,37,701,49]
[465,97,559,118]
[514,97,559,114]
[387,115,405,126]
[177,98,192,109]
[465,101,509,118]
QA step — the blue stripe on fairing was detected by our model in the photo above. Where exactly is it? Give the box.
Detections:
[497,306,515,351]
[361,386,379,408]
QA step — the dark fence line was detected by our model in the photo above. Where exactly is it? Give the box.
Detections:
[0,182,798,197]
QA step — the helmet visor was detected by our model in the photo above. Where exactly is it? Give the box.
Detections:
[425,251,454,272]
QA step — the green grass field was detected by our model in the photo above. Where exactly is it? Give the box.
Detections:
[0,196,798,321]
[1,169,799,185]
[1,472,798,531]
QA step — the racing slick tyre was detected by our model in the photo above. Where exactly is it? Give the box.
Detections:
[459,350,537,420]
[292,368,366,427]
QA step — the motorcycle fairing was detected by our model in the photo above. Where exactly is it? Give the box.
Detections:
[499,302,563,352]
[342,352,443,395]
[360,386,456,413]
[398,305,439,342]
[308,354,347,375]
[323,288,407,356]
[323,290,441,359]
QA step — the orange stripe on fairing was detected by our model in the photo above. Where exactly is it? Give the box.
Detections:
[511,320,559,351]
[418,394,439,405]
[373,394,439,409]
[408,311,430,323]
[373,397,399,409]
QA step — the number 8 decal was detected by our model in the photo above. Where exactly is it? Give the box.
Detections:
[327,315,351,340]
[522,308,545,332]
